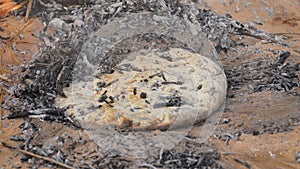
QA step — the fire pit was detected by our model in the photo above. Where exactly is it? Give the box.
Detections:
[54,13,227,157]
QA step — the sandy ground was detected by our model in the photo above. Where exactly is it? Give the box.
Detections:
[0,0,300,168]
[196,0,300,168]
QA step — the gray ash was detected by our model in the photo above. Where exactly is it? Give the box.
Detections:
[225,51,299,97]
[158,149,223,168]
[255,52,300,94]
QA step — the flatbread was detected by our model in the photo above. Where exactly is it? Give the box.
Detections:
[55,48,227,130]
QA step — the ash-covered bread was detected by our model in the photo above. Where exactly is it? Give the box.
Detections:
[55,48,227,130]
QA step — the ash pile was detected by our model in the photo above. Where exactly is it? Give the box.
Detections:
[2,0,299,168]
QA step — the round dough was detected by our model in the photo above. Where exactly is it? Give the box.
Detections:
[55,48,227,130]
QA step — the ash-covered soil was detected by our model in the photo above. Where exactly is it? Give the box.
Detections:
[0,0,300,168]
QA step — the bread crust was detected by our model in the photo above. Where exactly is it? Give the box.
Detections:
[55,48,227,130]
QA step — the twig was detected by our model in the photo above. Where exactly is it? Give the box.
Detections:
[157,0,168,10]
[225,136,230,145]
[273,32,300,36]
[7,112,29,119]
[104,79,119,88]
[159,146,164,160]
[8,47,19,64]
[0,74,11,82]
[1,142,75,169]
[9,20,34,42]
[25,0,33,22]
[138,163,157,169]
[0,47,5,71]
[164,159,181,165]
[234,158,253,169]
[0,1,27,17]
[0,88,3,133]
[19,149,75,169]
[220,152,236,155]
[12,40,38,44]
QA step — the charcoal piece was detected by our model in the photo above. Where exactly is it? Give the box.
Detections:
[97,82,106,88]
[278,51,291,64]
[109,96,114,103]
[197,84,203,90]
[161,81,177,85]
[10,136,25,142]
[151,82,161,90]
[140,92,147,99]
[98,95,108,103]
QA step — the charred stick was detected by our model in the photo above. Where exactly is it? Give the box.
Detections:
[159,95,181,100]
[0,88,2,132]
[161,71,167,81]
[10,136,25,142]
[56,66,69,97]
[65,115,82,130]
[195,156,205,168]
[138,163,157,169]
[28,108,54,115]
[7,112,30,119]
[164,159,181,165]
[98,95,108,103]
[149,73,161,79]
[98,90,108,103]
[104,79,119,88]
[278,51,291,65]
[153,101,182,108]
[153,102,168,108]
[145,100,151,104]
[161,81,184,85]
[161,81,177,85]
[234,158,253,169]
